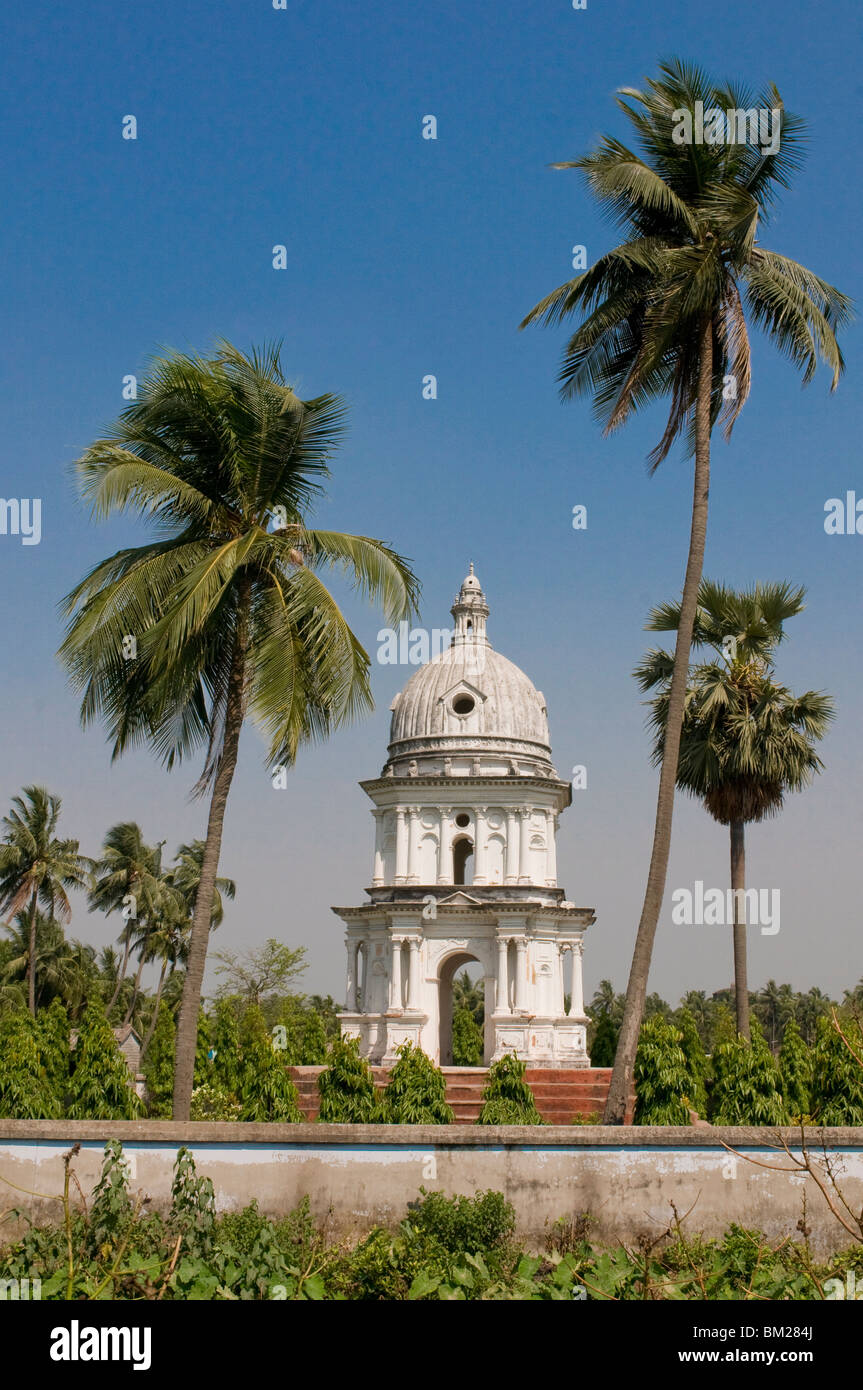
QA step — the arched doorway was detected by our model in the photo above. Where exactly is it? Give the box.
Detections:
[438,951,486,1065]
[453,836,474,885]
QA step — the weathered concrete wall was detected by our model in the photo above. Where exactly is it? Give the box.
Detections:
[2,1122,862,1255]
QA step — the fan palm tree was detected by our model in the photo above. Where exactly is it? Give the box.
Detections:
[89,824,168,1011]
[636,580,834,1037]
[58,340,419,1118]
[0,787,92,1014]
[521,60,850,1120]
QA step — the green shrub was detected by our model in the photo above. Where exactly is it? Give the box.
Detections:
[36,998,71,1096]
[382,1043,454,1123]
[237,1006,303,1122]
[677,1007,709,1116]
[452,1007,483,1066]
[0,1010,61,1118]
[779,1017,812,1120]
[210,1000,241,1094]
[709,1020,787,1125]
[408,1188,515,1254]
[634,1016,692,1125]
[67,1002,142,1120]
[317,1034,382,1123]
[144,1006,176,1118]
[298,1010,328,1065]
[589,1011,618,1067]
[190,1082,241,1121]
[477,1053,543,1125]
[811,1014,863,1125]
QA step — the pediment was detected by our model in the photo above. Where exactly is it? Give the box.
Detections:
[435,890,484,906]
[436,680,486,705]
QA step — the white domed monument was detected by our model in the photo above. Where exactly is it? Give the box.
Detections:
[333,566,595,1069]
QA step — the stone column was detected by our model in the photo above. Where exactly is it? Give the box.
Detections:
[518,808,532,884]
[372,810,385,886]
[407,938,421,1010]
[406,808,419,884]
[505,810,519,883]
[473,807,487,884]
[345,939,358,1011]
[569,938,585,1018]
[545,810,557,885]
[437,808,452,883]
[394,808,407,883]
[514,938,528,1011]
[495,936,509,1015]
[389,936,404,1011]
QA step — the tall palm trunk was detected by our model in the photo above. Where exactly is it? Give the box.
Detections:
[730,818,749,1038]
[26,888,38,1016]
[123,949,147,1026]
[107,931,133,1013]
[172,578,250,1120]
[139,956,169,1062]
[604,313,714,1123]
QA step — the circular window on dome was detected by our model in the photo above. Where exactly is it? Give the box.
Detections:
[455,812,470,828]
[452,695,475,716]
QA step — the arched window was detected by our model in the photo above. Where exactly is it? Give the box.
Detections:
[453,837,474,885]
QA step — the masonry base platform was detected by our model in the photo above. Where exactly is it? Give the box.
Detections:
[289,1065,631,1124]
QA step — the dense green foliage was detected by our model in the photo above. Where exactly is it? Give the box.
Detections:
[780,1018,812,1121]
[811,1015,863,1126]
[381,1043,454,1124]
[478,1054,543,1125]
[452,1007,483,1067]
[236,1006,303,1122]
[66,1002,142,1120]
[3,1141,862,1301]
[317,1035,382,1123]
[0,1010,61,1118]
[588,1010,618,1067]
[709,1021,787,1125]
[633,1016,692,1125]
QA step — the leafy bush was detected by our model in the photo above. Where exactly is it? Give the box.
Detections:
[0,1009,61,1118]
[780,1017,812,1120]
[190,1082,241,1121]
[452,1007,483,1066]
[36,998,71,1096]
[677,1008,708,1116]
[67,1002,142,1120]
[811,1014,863,1125]
[381,1043,454,1123]
[144,1006,175,1118]
[709,1021,787,1125]
[589,1011,618,1067]
[409,1188,514,1254]
[210,999,242,1094]
[317,1035,382,1123]
[237,1006,303,1121]
[633,1016,692,1125]
[477,1054,543,1125]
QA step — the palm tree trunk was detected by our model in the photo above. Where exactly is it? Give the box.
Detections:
[26,889,38,1016]
[172,577,251,1120]
[139,957,169,1062]
[106,932,132,1013]
[604,312,714,1124]
[730,818,749,1038]
[123,950,147,1026]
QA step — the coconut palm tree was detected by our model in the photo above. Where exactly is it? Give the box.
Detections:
[521,61,850,1120]
[89,824,168,1012]
[58,341,419,1118]
[167,839,235,931]
[1,910,95,1010]
[636,580,834,1037]
[0,787,92,1014]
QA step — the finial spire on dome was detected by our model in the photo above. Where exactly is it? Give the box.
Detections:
[451,563,489,645]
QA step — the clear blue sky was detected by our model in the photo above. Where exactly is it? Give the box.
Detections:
[1,0,860,1006]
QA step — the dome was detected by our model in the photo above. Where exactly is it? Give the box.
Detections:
[385,567,555,776]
